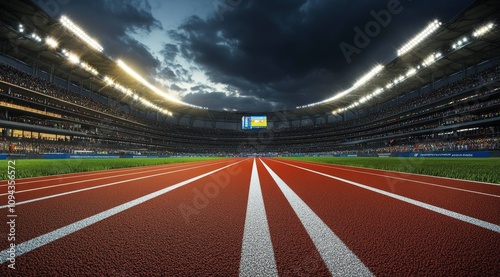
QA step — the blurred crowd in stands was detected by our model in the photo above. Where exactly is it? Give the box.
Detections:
[1,63,500,155]
[371,137,500,153]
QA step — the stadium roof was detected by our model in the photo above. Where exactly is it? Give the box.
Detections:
[0,0,499,124]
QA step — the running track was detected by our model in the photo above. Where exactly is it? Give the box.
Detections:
[0,158,499,276]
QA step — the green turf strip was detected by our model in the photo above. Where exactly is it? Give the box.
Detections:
[0,157,222,180]
[2,157,499,184]
[282,157,500,184]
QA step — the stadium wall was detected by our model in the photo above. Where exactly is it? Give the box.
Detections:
[2,151,499,160]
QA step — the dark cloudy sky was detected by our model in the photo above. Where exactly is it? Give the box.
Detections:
[33,0,475,112]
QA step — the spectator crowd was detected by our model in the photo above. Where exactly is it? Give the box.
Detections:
[1,63,499,155]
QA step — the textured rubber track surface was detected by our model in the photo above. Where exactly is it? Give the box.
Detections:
[0,158,498,276]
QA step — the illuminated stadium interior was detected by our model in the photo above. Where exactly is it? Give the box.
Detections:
[0,0,499,156]
[0,1,500,276]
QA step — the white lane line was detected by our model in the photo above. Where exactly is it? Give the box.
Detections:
[0,160,222,186]
[0,161,228,196]
[239,159,278,277]
[0,160,244,264]
[282,160,500,198]
[271,159,500,233]
[260,159,373,277]
[284,159,500,186]
[0,161,231,209]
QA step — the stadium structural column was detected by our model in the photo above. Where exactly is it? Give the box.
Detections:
[472,54,479,75]
[321,115,328,125]
[31,60,37,76]
[79,77,83,97]
[431,72,435,91]
[50,63,54,82]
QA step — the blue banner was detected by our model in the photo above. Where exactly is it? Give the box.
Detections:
[43,154,70,159]
[396,151,490,158]
[44,154,120,159]
[122,155,161,158]
[69,155,120,159]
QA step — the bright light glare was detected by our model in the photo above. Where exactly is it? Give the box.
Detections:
[45,37,59,48]
[422,52,442,67]
[117,59,204,109]
[103,75,169,113]
[473,22,494,37]
[406,68,417,77]
[332,87,384,115]
[60,15,104,52]
[353,64,384,88]
[397,20,442,56]
[80,62,98,75]
[31,33,42,42]
[298,65,383,108]
[67,53,80,64]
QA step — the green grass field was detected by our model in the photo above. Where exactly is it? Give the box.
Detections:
[284,157,500,184]
[1,157,499,184]
[0,157,222,180]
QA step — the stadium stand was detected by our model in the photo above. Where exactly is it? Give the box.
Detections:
[1,63,499,156]
[0,0,499,157]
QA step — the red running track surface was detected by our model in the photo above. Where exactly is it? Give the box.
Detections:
[0,157,498,276]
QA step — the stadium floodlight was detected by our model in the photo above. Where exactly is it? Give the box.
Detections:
[352,64,384,89]
[136,96,166,112]
[67,52,80,64]
[104,76,133,96]
[452,36,469,49]
[117,59,205,109]
[473,22,494,37]
[80,62,98,75]
[422,52,442,67]
[327,64,383,101]
[359,96,369,104]
[341,87,384,113]
[297,64,383,108]
[104,76,114,85]
[406,68,417,77]
[45,37,59,48]
[397,20,442,56]
[31,33,42,43]
[60,15,104,52]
